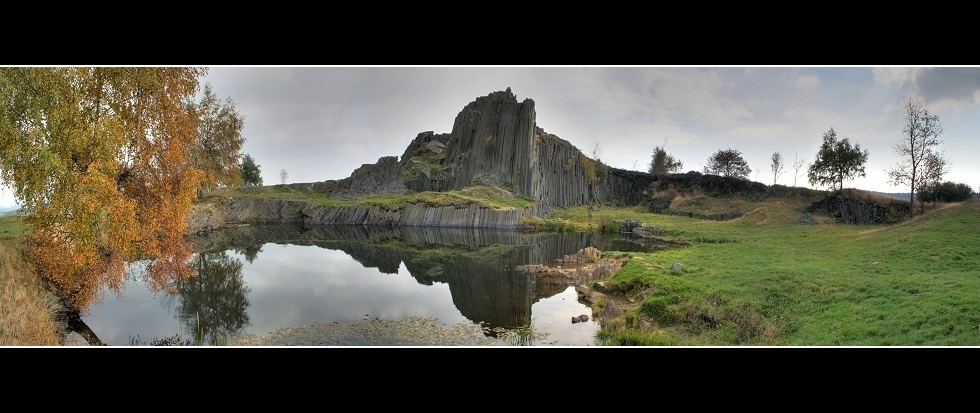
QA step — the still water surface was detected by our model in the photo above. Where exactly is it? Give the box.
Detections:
[80,225,657,346]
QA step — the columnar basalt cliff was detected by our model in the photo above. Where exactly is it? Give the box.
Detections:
[397,88,631,209]
[400,89,541,199]
[189,89,685,230]
[188,197,542,233]
[331,156,407,200]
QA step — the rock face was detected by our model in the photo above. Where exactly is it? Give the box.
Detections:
[187,197,540,233]
[393,89,632,210]
[400,90,544,202]
[331,156,407,200]
[806,190,913,224]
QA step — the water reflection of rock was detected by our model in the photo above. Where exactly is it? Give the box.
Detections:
[190,225,658,329]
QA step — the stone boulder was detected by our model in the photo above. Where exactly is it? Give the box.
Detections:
[555,247,602,263]
[798,211,815,224]
[425,140,446,154]
[575,285,594,304]
[632,225,661,238]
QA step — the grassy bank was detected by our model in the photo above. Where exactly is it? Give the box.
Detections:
[0,215,64,346]
[557,198,980,345]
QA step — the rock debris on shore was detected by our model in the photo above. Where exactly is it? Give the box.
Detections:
[228,316,511,346]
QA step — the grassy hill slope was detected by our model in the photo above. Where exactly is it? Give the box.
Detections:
[559,196,980,345]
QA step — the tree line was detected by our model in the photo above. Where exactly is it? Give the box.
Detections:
[645,94,974,208]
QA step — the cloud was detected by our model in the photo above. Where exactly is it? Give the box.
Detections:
[794,75,820,89]
[191,67,980,193]
[872,67,917,85]
[872,67,980,109]
[914,67,980,103]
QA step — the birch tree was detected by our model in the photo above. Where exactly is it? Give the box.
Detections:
[886,95,943,212]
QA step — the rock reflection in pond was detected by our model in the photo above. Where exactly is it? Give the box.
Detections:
[82,225,659,345]
[193,224,651,331]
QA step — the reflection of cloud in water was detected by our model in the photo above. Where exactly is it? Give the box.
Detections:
[236,245,468,336]
[85,278,185,345]
[530,286,598,346]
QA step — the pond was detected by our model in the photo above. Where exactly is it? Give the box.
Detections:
[74,225,660,346]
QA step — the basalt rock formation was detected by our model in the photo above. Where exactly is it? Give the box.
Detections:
[328,88,650,212]
[806,189,913,224]
[187,197,542,233]
[331,156,407,200]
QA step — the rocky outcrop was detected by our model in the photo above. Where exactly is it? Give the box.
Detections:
[285,181,338,193]
[400,90,542,201]
[292,89,670,214]
[798,212,815,224]
[186,197,540,233]
[331,156,407,200]
[399,90,619,210]
[806,189,913,224]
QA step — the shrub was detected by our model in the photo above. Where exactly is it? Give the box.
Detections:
[917,181,974,203]
[580,156,597,184]
[563,158,575,171]
[596,217,624,234]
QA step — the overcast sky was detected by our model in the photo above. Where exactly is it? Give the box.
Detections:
[2,66,979,208]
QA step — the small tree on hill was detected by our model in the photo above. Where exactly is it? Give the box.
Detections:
[240,154,262,186]
[886,95,943,211]
[807,127,869,191]
[649,146,683,179]
[770,152,784,185]
[703,148,750,179]
[280,169,288,185]
[791,152,805,187]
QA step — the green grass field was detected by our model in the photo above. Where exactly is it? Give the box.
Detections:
[554,198,980,346]
[0,215,25,240]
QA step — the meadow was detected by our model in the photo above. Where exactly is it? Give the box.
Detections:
[546,195,980,345]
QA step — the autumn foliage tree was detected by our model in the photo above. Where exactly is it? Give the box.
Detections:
[0,67,207,309]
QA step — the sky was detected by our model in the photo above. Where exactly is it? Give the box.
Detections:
[2,66,979,208]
